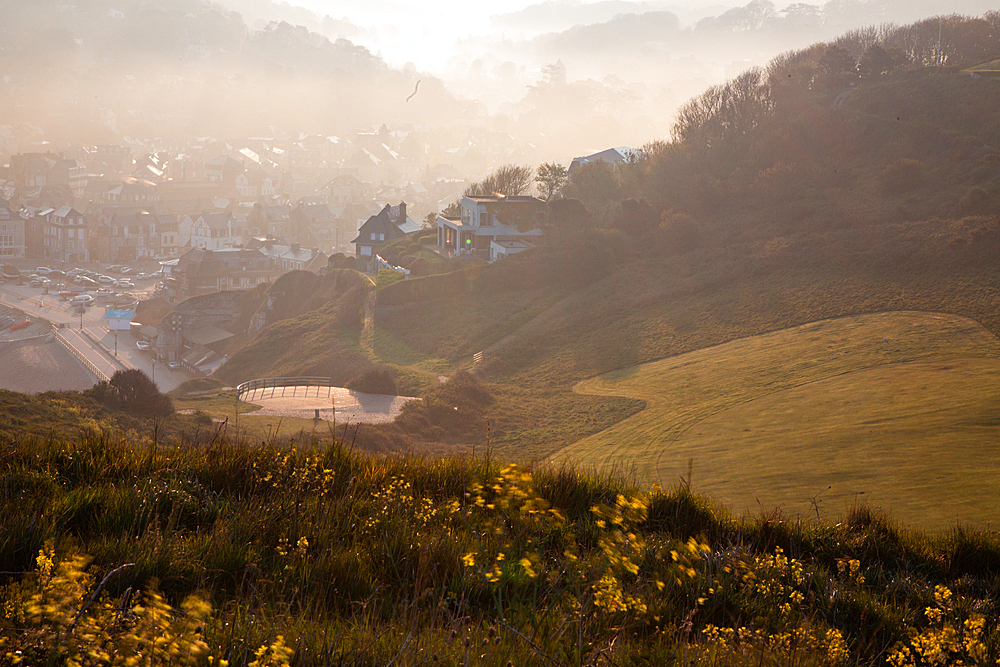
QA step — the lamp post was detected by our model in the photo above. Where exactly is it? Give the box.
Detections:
[151,359,155,384]
[114,329,118,357]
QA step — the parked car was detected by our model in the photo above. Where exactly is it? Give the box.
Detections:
[29,279,41,287]
[71,294,95,304]
[66,268,83,275]
[98,275,115,284]
[136,273,151,280]
[35,267,53,275]
[136,340,150,350]
[168,361,181,369]
[118,280,134,288]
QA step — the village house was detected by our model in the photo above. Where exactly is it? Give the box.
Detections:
[35,205,89,264]
[235,165,270,199]
[190,212,239,251]
[102,179,160,205]
[205,155,244,184]
[352,202,421,271]
[0,197,26,259]
[10,152,87,198]
[248,203,292,238]
[95,210,163,262]
[322,174,373,205]
[256,241,328,272]
[166,247,277,301]
[436,195,544,260]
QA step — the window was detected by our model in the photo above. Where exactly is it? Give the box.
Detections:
[0,235,12,247]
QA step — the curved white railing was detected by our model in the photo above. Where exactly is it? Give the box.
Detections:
[237,376,334,402]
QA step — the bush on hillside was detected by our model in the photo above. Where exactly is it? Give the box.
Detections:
[346,367,397,395]
[879,158,925,196]
[375,270,405,291]
[170,377,225,397]
[958,187,991,216]
[393,371,493,444]
[87,369,173,418]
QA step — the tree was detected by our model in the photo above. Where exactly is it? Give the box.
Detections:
[858,44,903,79]
[465,164,534,198]
[535,162,568,201]
[818,45,857,90]
[564,162,621,212]
[87,369,173,418]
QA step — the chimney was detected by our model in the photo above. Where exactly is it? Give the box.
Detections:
[398,201,406,226]
[291,242,300,253]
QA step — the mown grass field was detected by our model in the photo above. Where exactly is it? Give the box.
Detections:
[553,311,1000,532]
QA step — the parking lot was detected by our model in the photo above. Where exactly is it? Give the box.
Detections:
[0,261,187,392]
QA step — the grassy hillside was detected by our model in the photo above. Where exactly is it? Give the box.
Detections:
[2,433,1000,666]
[200,23,1000,526]
[553,311,1000,531]
[374,214,1000,461]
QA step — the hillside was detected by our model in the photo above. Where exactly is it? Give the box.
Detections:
[366,16,1000,456]
[189,14,1000,496]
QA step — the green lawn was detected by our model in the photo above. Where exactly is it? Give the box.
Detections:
[552,311,1000,531]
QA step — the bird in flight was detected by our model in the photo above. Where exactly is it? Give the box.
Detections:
[406,80,421,102]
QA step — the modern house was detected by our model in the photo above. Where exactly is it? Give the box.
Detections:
[567,147,635,176]
[436,195,544,260]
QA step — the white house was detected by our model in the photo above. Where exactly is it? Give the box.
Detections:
[190,212,239,251]
[436,195,544,260]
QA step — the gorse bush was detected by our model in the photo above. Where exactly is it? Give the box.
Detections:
[1,432,999,665]
[87,369,173,419]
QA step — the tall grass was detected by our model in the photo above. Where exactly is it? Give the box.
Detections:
[2,431,999,665]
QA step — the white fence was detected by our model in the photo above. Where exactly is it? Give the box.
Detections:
[375,255,410,277]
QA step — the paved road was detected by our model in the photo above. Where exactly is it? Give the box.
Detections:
[0,281,187,392]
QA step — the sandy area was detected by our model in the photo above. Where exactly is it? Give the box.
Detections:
[0,337,98,393]
[243,386,417,424]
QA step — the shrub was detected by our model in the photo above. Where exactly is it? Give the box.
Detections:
[375,269,405,291]
[958,186,991,216]
[346,367,398,395]
[879,158,924,196]
[86,369,173,418]
[171,377,225,396]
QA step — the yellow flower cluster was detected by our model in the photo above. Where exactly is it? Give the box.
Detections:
[739,547,807,618]
[700,623,850,665]
[1,547,297,667]
[888,585,989,667]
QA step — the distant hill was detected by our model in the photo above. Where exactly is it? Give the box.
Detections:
[0,0,462,140]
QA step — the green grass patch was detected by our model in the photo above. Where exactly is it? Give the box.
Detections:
[555,311,1000,532]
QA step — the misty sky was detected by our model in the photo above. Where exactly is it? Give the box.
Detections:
[284,0,734,71]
